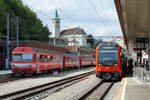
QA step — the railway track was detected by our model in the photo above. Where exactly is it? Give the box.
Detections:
[0,70,94,100]
[0,67,94,84]
[79,80,114,100]
[0,77,23,84]
[0,74,39,84]
[0,74,47,84]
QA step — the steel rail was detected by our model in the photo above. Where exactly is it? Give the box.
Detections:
[0,71,94,100]
[0,77,22,84]
[79,81,114,100]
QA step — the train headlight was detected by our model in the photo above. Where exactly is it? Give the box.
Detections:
[115,64,118,66]
[99,64,102,66]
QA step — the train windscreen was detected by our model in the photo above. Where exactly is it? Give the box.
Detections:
[22,53,33,62]
[98,51,118,66]
[12,53,33,62]
[12,54,22,62]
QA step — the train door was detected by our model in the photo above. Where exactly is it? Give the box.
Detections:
[0,47,3,69]
[37,53,40,73]
[78,56,80,68]
[0,54,3,69]
[63,56,66,68]
[61,55,64,70]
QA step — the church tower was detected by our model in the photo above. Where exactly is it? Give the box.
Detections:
[51,9,60,38]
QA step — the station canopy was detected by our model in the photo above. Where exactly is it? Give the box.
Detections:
[115,0,150,53]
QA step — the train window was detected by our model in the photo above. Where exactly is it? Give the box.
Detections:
[48,58,51,62]
[98,51,118,66]
[12,54,21,62]
[40,55,44,62]
[34,54,36,61]
[47,57,50,62]
[44,55,47,62]
[22,53,33,62]
[53,56,56,62]
[55,56,57,61]
[50,56,53,61]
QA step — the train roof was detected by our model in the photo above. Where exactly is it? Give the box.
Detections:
[10,41,68,53]
[97,42,118,47]
[97,42,119,50]
[12,47,94,57]
[12,47,64,55]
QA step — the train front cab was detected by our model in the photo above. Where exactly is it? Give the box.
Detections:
[11,47,37,76]
[96,44,123,80]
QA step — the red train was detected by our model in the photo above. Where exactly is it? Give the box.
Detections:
[11,47,95,76]
[96,42,127,80]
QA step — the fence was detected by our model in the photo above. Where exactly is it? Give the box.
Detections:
[134,66,150,83]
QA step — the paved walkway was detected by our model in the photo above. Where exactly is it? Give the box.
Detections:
[114,77,150,100]
[0,70,12,75]
[124,78,150,100]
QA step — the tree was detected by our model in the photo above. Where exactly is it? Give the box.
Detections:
[0,0,51,42]
[91,39,103,49]
[87,34,95,47]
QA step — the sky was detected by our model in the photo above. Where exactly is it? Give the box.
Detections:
[22,0,122,37]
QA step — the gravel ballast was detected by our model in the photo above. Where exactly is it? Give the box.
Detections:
[104,81,120,100]
[42,75,101,100]
[0,67,95,96]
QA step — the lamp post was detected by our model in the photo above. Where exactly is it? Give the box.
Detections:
[6,13,10,69]
[16,17,19,47]
[78,44,80,69]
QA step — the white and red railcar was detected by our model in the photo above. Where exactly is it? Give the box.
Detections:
[96,42,127,80]
[11,47,95,76]
[64,55,78,68]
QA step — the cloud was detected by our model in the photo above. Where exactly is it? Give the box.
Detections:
[22,0,122,36]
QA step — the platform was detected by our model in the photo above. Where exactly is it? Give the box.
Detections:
[0,70,12,80]
[114,77,150,100]
[0,70,12,75]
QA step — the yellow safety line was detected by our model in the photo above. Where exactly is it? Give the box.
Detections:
[114,78,126,100]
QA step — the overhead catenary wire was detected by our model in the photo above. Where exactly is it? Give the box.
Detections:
[48,0,73,21]
[48,0,80,28]
[87,0,114,36]
[24,4,71,29]
[25,0,75,29]
[22,0,122,40]
[98,0,116,35]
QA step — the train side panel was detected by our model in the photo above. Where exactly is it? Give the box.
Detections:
[11,47,96,76]
[37,54,62,72]
[81,56,92,66]
[64,55,78,68]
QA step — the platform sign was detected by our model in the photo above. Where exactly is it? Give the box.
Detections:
[142,50,148,59]
[136,38,149,43]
